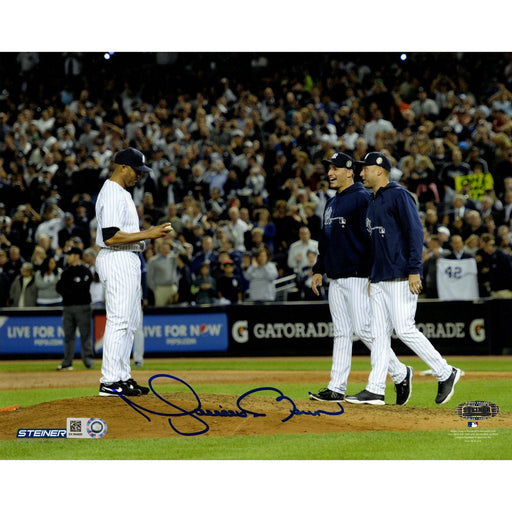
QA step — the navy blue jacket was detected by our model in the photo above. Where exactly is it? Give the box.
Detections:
[366,181,424,282]
[313,182,371,279]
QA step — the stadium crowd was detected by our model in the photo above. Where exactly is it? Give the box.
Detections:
[1,51,512,308]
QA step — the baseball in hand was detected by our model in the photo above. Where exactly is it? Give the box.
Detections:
[163,223,173,232]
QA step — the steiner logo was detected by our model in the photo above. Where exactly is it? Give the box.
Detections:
[17,429,67,438]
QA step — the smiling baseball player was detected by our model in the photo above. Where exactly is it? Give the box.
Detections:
[345,152,461,405]
[309,152,413,406]
[95,147,173,397]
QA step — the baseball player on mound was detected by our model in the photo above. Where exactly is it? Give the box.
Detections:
[95,147,174,397]
[309,153,413,406]
[345,152,461,405]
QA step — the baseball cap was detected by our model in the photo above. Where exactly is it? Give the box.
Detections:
[322,152,354,169]
[114,147,151,173]
[356,152,392,172]
[65,246,83,257]
[437,226,450,237]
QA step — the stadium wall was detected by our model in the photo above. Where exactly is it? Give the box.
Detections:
[0,299,510,358]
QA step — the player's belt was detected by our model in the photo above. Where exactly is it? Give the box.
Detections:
[331,271,367,279]
[101,243,143,253]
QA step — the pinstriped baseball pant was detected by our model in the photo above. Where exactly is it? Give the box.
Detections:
[327,277,406,394]
[96,250,142,384]
[132,311,144,364]
[366,280,452,395]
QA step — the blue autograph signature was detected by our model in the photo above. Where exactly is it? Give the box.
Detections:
[114,373,344,436]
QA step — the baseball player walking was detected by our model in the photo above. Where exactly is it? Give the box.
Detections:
[345,152,461,405]
[309,153,413,406]
[95,147,173,396]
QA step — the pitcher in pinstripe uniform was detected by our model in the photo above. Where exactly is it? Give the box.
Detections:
[308,153,412,406]
[95,147,174,397]
[345,152,461,406]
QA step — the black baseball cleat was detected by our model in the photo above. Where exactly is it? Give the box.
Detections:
[125,378,150,395]
[345,389,385,405]
[309,388,344,402]
[99,381,142,397]
[56,364,73,371]
[435,367,462,404]
[395,366,414,406]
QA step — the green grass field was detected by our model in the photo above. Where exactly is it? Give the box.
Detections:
[1,357,511,461]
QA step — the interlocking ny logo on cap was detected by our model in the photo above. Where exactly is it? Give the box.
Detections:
[376,157,383,165]
[333,153,352,167]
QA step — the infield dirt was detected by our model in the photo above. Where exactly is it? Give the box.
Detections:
[1,369,511,439]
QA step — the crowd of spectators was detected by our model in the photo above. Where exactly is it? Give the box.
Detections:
[1,51,512,307]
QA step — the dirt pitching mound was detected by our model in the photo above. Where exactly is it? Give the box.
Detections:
[2,391,511,440]
[1,363,510,440]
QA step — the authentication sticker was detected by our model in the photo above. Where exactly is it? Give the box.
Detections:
[455,401,500,421]
[67,418,107,439]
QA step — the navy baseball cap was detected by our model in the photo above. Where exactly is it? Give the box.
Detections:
[356,152,391,172]
[322,152,354,169]
[65,246,83,257]
[114,147,151,173]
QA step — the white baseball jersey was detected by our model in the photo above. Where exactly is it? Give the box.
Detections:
[95,180,143,384]
[95,180,142,250]
[436,258,478,300]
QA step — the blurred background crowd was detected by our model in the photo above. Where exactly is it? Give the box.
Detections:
[1,51,512,308]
